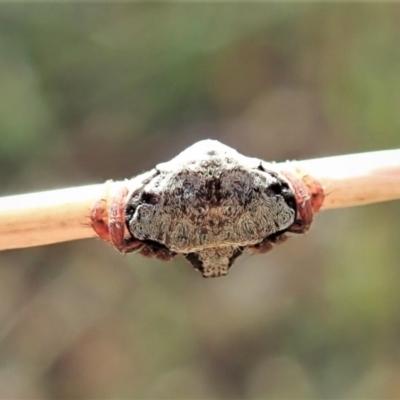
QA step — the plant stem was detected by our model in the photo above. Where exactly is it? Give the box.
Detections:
[300,149,400,209]
[0,185,104,251]
[0,149,399,251]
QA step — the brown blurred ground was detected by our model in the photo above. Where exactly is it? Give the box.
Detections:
[0,4,400,399]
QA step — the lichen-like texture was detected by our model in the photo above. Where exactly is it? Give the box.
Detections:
[125,140,297,277]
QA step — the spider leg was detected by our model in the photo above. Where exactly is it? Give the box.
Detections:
[139,241,176,261]
[248,233,288,254]
[91,185,142,253]
[108,186,143,253]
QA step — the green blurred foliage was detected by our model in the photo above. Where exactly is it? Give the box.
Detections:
[0,4,399,399]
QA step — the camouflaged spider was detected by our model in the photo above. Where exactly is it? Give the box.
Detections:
[91,140,323,278]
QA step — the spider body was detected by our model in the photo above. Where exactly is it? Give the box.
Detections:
[92,140,319,278]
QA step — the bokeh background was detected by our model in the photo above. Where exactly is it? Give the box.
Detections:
[0,4,400,399]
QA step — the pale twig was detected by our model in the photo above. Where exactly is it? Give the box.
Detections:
[0,149,399,251]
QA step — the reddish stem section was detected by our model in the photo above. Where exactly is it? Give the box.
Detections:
[91,183,143,253]
[280,168,325,234]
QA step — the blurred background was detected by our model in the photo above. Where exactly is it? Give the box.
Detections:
[0,4,400,399]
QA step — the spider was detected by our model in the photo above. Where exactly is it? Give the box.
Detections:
[91,140,324,278]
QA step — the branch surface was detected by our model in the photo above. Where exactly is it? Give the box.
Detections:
[0,148,399,251]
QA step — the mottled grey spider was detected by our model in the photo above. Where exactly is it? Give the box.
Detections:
[91,140,323,277]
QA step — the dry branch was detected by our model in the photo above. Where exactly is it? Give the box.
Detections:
[0,148,399,252]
